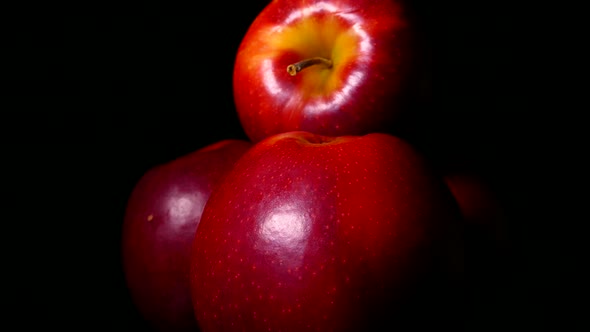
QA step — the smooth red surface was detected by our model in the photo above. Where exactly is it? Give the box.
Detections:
[121,139,252,332]
[190,132,463,331]
[233,0,414,142]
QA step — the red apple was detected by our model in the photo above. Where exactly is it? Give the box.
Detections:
[190,131,463,331]
[233,0,415,142]
[121,139,252,332]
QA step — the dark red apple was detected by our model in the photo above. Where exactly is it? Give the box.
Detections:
[121,139,252,332]
[233,0,415,142]
[190,131,463,331]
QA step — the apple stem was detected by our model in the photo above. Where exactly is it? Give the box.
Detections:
[287,57,333,76]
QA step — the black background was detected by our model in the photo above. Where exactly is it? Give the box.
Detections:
[6,0,549,330]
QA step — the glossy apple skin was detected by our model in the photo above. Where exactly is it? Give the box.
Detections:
[233,0,414,142]
[190,132,463,331]
[121,139,252,332]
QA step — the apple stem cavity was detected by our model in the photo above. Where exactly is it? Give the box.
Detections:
[287,57,333,76]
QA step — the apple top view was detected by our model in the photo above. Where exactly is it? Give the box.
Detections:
[118,0,525,331]
[233,0,416,142]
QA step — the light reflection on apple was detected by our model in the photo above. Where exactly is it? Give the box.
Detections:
[310,69,365,114]
[165,190,206,232]
[259,202,311,267]
[262,58,281,96]
[343,14,372,55]
[280,1,338,27]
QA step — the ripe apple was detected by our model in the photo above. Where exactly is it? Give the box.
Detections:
[121,139,252,332]
[233,0,415,142]
[190,131,463,331]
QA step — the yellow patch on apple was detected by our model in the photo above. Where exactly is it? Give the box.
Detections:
[263,14,361,99]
